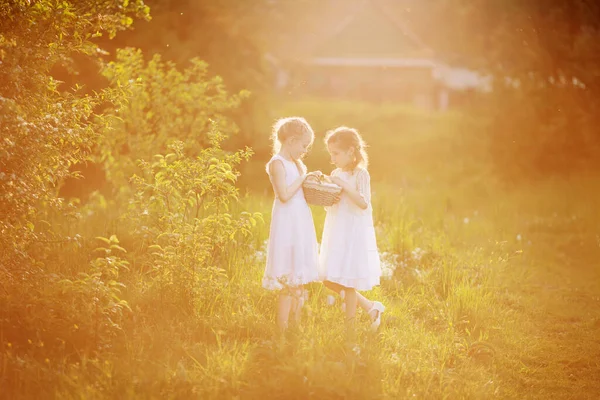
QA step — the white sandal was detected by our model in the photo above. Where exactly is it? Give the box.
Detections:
[368,301,385,331]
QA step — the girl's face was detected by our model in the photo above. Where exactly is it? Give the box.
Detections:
[287,132,312,160]
[327,141,354,170]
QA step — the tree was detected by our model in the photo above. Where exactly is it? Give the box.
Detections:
[0,0,149,268]
[96,47,248,191]
[402,0,600,174]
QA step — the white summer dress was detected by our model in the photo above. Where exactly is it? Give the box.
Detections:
[319,167,381,290]
[262,154,320,290]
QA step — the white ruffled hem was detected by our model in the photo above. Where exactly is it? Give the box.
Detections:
[262,273,320,291]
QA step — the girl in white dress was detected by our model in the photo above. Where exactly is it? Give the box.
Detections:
[263,117,320,331]
[319,126,385,330]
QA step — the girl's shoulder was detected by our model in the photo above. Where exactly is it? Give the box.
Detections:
[265,154,287,174]
[270,154,289,163]
[330,168,341,176]
[354,167,370,178]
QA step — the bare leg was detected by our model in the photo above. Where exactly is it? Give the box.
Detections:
[277,291,292,331]
[356,292,374,313]
[290,296,298,324]
[290,286,304,325]
[324,281,373,312]
[344,288,358,323]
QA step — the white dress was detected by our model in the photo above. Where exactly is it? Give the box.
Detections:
[262,154,320,290]
[319,167,381,290]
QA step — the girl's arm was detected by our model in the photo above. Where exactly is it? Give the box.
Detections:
[331,169,370,210]
[269,160,307,202]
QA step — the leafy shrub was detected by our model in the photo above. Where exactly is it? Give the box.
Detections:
[0,0,149,269]
[127,131,259,314]
[0,235,130,396]
[97,48,249,191]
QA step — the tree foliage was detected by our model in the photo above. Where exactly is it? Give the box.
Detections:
[1,2,260,396]
[97,48,248,190]
[404,0,600,174]
[128,134,257,313]
[0,0,149,268]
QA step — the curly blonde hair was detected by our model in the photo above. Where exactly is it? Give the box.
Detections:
[271,117,315,155]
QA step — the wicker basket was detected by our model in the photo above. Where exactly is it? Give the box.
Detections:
[303,174,342,206]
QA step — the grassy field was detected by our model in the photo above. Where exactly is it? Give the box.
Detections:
[219,102,600,398]
[225,174,600,399]
[3,102,600,399]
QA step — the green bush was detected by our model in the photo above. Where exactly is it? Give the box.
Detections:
[0,0,149,269]
[0,234,131,395]
[480,86,600,178]
[127,133,259,314]
[97,48,249,191]
[0,3,264,397]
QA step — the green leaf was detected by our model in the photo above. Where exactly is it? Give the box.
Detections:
[110,244,127,253]
[95,236,111,245]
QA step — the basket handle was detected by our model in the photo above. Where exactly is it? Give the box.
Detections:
[305,172,323,183]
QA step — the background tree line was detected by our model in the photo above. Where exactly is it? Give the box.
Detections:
[95,0,600,176]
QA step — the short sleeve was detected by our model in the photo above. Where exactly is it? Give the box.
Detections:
[356,168,371,206]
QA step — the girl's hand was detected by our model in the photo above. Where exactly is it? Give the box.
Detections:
[330,176,346,189]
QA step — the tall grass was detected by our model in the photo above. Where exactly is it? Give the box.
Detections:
[4,101,600,399]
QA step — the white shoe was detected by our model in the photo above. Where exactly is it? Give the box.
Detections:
[368,301,385,331]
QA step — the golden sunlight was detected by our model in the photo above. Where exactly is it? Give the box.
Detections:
[2,0,600,398]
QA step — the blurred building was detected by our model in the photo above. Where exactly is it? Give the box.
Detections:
[266,0,488,110]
